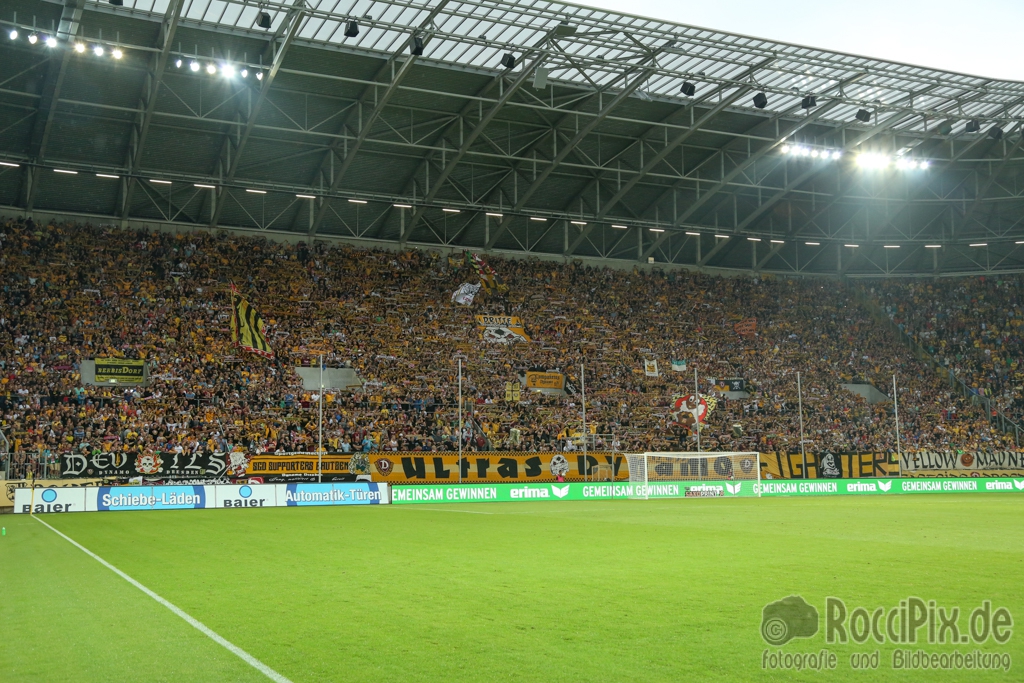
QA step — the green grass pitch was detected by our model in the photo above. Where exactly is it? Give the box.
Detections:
[1,495,1021,682]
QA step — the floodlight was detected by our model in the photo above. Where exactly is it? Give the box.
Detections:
[93,45,104,56]
[501,53,516,69]
[190,60,200,72]
[752,92,767,109]
[800,95,817,109]
[240,69,248,78]
[28,33,38,45]
[680,81,696,97]
[256,71,263,80]
[74,42,85,53]
[112,48,122,59]
[45,36,57,47]
[553,21,576,37]
[965,119,981,133]
[989,125,1003,140]
[221,64,235,78]
[174,58,182,68]
[206,64,216,74]
[344,20,359,38]
[855,109,871,123]
[8,30,17,40]
[257,11,272,29]
[109,0,124,5]
[411,35,424,56]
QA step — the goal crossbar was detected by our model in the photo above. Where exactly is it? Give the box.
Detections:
[625,452,761,499]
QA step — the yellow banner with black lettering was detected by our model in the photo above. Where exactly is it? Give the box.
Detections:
[524,371,564,390]
[95,358,146,383]
[758,452,899,479]
[369,452,627,483]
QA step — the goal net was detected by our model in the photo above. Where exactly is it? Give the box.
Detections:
[624,452,761,499]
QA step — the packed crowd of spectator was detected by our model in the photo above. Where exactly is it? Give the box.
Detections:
[0,216,1015,479]
[871,276,1024,425]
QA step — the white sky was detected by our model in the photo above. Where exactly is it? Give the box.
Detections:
[583,0,1024,82]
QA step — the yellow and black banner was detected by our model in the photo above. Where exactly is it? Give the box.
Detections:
[94,358,146,383]
[475,315,530,344]
[759,452,899,479]
[230,288,274,358]
[244,454,358,481]
[369,452,628,483]
[524,371,564,390]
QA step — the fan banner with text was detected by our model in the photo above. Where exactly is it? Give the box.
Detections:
[758,452,899,479]
[369,452,628,483]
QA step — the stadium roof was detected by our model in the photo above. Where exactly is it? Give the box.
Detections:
[3,0,1024,276]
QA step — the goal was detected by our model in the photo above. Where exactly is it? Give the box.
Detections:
[624,452,761,499]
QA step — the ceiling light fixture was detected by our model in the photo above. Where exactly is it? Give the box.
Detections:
[685,231,700,236]
[54,169,78,174]
[246,189,266,194]
[530,217,547,221]
[805,242,820,246]
[715,234,729,239]
[150,179,171,184]
[570,220,587,226]
[970,243,987,247]
[298,195,318,199]
[770,240,785,244]
[649,228,665,233]
[442,208,460,213]
[348,199,367,204]
[96,173,119,179]
[747,237,761,242]
[0,161,20,168]
[611,224,628,229]
[924,245,942,248]
[486,212,504,217]
[194,183,216,189]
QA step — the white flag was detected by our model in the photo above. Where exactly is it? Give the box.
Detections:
[451,282,481,306]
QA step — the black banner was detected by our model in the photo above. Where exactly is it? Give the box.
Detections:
[61,451,228,479]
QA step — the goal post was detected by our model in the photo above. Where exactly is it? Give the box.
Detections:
[624,452,761,499]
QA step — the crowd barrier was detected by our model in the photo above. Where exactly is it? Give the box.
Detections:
[12,482,388,514]
[51,450,1024,485]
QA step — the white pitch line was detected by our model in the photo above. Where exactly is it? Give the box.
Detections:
[33,516,292,683]
[396,506,494,514]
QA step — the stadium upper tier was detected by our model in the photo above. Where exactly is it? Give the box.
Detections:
[0,216,1016,479]
[3,0,1024,275]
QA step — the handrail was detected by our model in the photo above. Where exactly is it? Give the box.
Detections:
[853,289,1022,446]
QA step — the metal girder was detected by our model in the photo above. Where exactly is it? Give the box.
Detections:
[640,76,864,261]
[207,1,306,229]
[307,53,425,237]
[118,0,186,222]
[564,58,771,255]
[293,1,450,234]
[22,0,86,210]
[484,60,660,250]
[959,124,1024,231]
[697,235,732,267]
[754,241,785,270]
[402,32,559,243]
